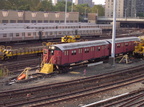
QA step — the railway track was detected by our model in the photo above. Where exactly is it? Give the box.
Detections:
[1,57,41,74]
[0,64,144,107]
[84,89,144,107]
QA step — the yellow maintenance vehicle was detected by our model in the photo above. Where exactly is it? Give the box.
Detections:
[0,42,57,61]
[61,35,80,43]
[0,45,44,60]
[133,36,144,57]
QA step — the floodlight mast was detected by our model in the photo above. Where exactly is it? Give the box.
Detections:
[110,0,117,66]
[65,0,68,24]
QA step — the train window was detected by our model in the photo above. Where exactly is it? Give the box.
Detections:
[22,33,25,36]
[64,51,66,55]
[117,44,121,48]
[10,33,13,37]
[16,33,19,37]
[85,49,89,53]
[91,47,94,51]
[64,51,68,55]
[71,50,76,55]
[50,50,54,55]
[33,32,36,35]
[97,47,101,51]
[79,49,82,53]
[28,33,31,36]
[125,43,128,46]
[45,32,47,35]
[3,34,7,37]
[79,49,81,53]
[50,32,53,35]
[102,46,105,49]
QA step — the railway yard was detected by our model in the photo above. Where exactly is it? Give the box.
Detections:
[0,23,144,107]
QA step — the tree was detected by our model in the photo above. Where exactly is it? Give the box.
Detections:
[40,0,53,11]
[73,4,90,21]
[90,5,105,16]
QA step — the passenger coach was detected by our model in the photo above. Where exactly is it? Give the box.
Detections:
[43,40,110,66]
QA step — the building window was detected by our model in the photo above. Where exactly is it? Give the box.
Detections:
[31,20,36,23]
[2,20,8,23]
[44,20,48,23]
[38,20,42,23]
[18,20,23,23]
[10,20,16,23]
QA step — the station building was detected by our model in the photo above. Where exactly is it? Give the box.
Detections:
[0,10,79,23]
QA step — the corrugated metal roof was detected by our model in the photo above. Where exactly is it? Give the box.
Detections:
[107,37,139,43]
[53,40,109,51]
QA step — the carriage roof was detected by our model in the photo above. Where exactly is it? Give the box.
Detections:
[53,40,108,51]
[107,37,139,43]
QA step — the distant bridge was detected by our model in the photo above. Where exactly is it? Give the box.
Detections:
[97,17,144,28]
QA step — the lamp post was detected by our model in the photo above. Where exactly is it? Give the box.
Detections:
[96,8,99,16]
[134,8,136,18]
[85,8,87,18]
[71,0,73,12]
[65,0,68,24]
[84,8,87,22]
[125,8,128,19]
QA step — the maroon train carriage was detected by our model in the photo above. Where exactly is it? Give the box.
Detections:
[43,40,110,69]
[107,37,139,55]
[42,37,139,72]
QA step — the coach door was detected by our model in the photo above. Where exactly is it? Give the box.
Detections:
[43,49,49,63]
[104,45,109,56]
[38,31,42,40]
[124,42,129,53]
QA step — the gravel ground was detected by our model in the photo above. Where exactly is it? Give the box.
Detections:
[0,58,144,92]
[0,58,144,107]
